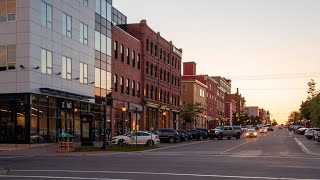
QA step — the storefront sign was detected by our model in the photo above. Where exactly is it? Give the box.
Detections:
[172,46,182,57]
[113,100,128,109]
[61,101,72,109]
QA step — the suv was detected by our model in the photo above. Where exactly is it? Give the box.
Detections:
[154,128,179,143]
[195,128,209,139]
[189,129,207,140]
[212,126,241,140]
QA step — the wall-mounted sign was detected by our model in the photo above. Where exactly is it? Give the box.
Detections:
[61,101,72,109]
[113,100,128,109]
[172,46,182,58]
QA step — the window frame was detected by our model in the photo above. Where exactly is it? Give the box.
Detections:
[80,22,88,45]
[41,49,52,75]
[62,56,72,80]
[62,12,72,38]
[41,1,52,28]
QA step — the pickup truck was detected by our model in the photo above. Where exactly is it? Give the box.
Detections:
[211,126,242,140]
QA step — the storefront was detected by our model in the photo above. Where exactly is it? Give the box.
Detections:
[0,93,108,144]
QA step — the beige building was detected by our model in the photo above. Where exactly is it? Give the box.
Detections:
[181,77,207,129]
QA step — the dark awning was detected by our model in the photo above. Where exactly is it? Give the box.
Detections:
[40,88,95,100]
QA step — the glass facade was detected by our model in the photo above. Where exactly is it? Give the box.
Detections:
[0,94,106,144]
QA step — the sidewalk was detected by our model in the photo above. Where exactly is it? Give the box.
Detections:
[293,133,320,156]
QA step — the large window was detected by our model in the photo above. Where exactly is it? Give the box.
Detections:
[41,1,52,28]
[62,13,72,37]
[80,0,88,6]
[62,56,72,80]
[96,0,112,22]
[80,62,88,84]
[41,49,52,74]
[0,0,16,22]
[114,74,118,92]
[0,45,16,71]
[80,22,88,45]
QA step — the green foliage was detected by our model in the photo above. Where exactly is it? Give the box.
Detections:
[233,111,249,125]
[288,111,301,124]
[180,102,205,123]
[272,119,278,126]
[308,95,320,126]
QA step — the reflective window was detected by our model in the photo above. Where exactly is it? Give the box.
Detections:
[62,56,72,80]
[101,0,106,18]
[95,0,101,15]
[62,13,72,37]
[41,1,52,28]
[80,0,88,6]
[126,48,130,65]
[7,45,15,70]
[120,44,124,62]
[120,76,124,94]
[0,46,6,71]
[95,67,101,88]
[41,49,52,74]
[101,33,107,54]
[80,62,88,84]
[0,0,16,22]
[132,80,135,97]
[107,37,111,56]
[80,22,88,45]
[101,69,107,89]
[107,2,112,22]
[95,31,101,51]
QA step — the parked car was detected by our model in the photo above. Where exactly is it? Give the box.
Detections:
[212,126,241,140]
[241,126,248,133]
[111,131,160,146]
[260,127,268,133]
[189,129,207,140]
[153,128,180,143]
[267,127,274,131]
[297,128,308,135]
[246,129,258,138]
[195,128,209,139]
[177,130,190,141]
[304,128,320,139]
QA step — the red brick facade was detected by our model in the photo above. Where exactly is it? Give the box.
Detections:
[124,20,182,130]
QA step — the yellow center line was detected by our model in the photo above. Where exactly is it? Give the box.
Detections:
[222,139,257,153]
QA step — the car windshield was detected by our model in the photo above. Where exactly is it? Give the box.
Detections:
[248,129,256,133]
[216,126,224,130]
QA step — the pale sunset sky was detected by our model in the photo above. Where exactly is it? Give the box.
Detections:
[113,0,320,124]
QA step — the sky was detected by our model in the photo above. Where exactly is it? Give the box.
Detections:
[113,0,320,124]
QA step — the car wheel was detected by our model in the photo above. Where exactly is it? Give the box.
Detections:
[169,137,175,143]
[218,133,223,140]
[199,136,203,141]
[118,139,125,146]
[236,133,241,139]
[146,140,154,146]
[227,137,231,140]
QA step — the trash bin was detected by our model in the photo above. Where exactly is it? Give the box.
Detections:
[57,133,75,152]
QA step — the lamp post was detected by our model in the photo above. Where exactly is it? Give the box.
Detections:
[162,111,166,128]
[101,100,106,150]
[122,106,126,135]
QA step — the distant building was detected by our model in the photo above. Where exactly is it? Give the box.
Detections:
[245,106,260,117]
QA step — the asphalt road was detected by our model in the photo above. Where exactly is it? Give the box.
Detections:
[0,128,320,180]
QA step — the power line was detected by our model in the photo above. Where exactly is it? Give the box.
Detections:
[229,72,320,80]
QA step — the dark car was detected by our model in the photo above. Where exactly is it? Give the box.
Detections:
[195,128,209,139]
[153,128,179,143]
[189,129,207,140]
[267,127,274,131]
[177,130,190,141]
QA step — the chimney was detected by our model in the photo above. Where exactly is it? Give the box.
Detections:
[183,62,197,76]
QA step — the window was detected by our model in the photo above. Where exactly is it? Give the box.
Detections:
[120,76,124,94]
[155,87,158,101]
[146,39,149,52]
[182,85,187,93]
[120,44,124,62]
[41,49,52,74]
[167,92,170,104]
[80,22,88,45]
[167,72,170,83]
[178,60,180,70]
[95,68,100,88]
[146,61,149,75]
[164,91,166,103]
[132,80,135,97]
[160,89,162,102]
[80,0,88,6]
[150,42,153,54]
[114,74,118,92]
[0,0,16,22]
[163,70,166,81]
[95,31,100,51]
[101,34,106,54]
[95,0,100,14]
[150,86,153,100]
[62,13,72,37]
[80,62,88,84]
[137,54,140,69]
[155,45,157,57]
[163,51,166,62]
[126,78,130,95]
[172,75,174,85]
[114,41,118,59]
[146,84,149,98]
[0,45,16,71]
[150,64,153,77]
[172,56,174,66]
[160,48,162,60]
[101,0,106,18]
[160,68,162,80]
[137,82,140,98]
[132,51,135,67]
[154,65,157,78]
[41,1,52,28]
[62,56,72,80]
[101,69,106,89]
[126,48,130,65]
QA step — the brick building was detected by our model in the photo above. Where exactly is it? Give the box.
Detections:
[225,94,237,125]
[121,20,182,130]
[112,25,142,135]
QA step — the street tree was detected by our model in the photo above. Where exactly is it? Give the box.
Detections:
[271,119,278,126]
[307,79,319,100]
[288,111,301,124]
[180,102,205,127]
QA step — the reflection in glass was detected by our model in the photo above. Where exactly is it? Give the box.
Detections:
[0,46,6,71]
[7,0,16,21]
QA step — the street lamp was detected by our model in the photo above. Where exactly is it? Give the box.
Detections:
[162,111,166,128]
[101,100,107,150]
[122,106,126,134]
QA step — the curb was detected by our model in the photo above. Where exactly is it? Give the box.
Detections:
[293,138,320,156]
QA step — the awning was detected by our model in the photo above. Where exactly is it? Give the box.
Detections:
[40,88,95,100]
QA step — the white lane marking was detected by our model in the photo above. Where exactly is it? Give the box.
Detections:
[223,139,256,153]
[0,175,129,180]
[0,155,35,159]
[293,138,319,156]
[288,129,293,136]
[141,140,210,152]
[10,170,320,180]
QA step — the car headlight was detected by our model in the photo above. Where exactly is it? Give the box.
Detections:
[246,133,249,136]
[254,133,257,135]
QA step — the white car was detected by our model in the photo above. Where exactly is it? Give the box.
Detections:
[111,131,160,146]
[305,128,320,140]
[260,127,268,133]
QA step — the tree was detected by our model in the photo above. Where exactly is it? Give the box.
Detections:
[180,102,205,127]
[271,119,278,126]
[233,111,248,125]
[300,100,311,120]
[307,79,319,100]
[309,95,320,126]
[288,111,301,124]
